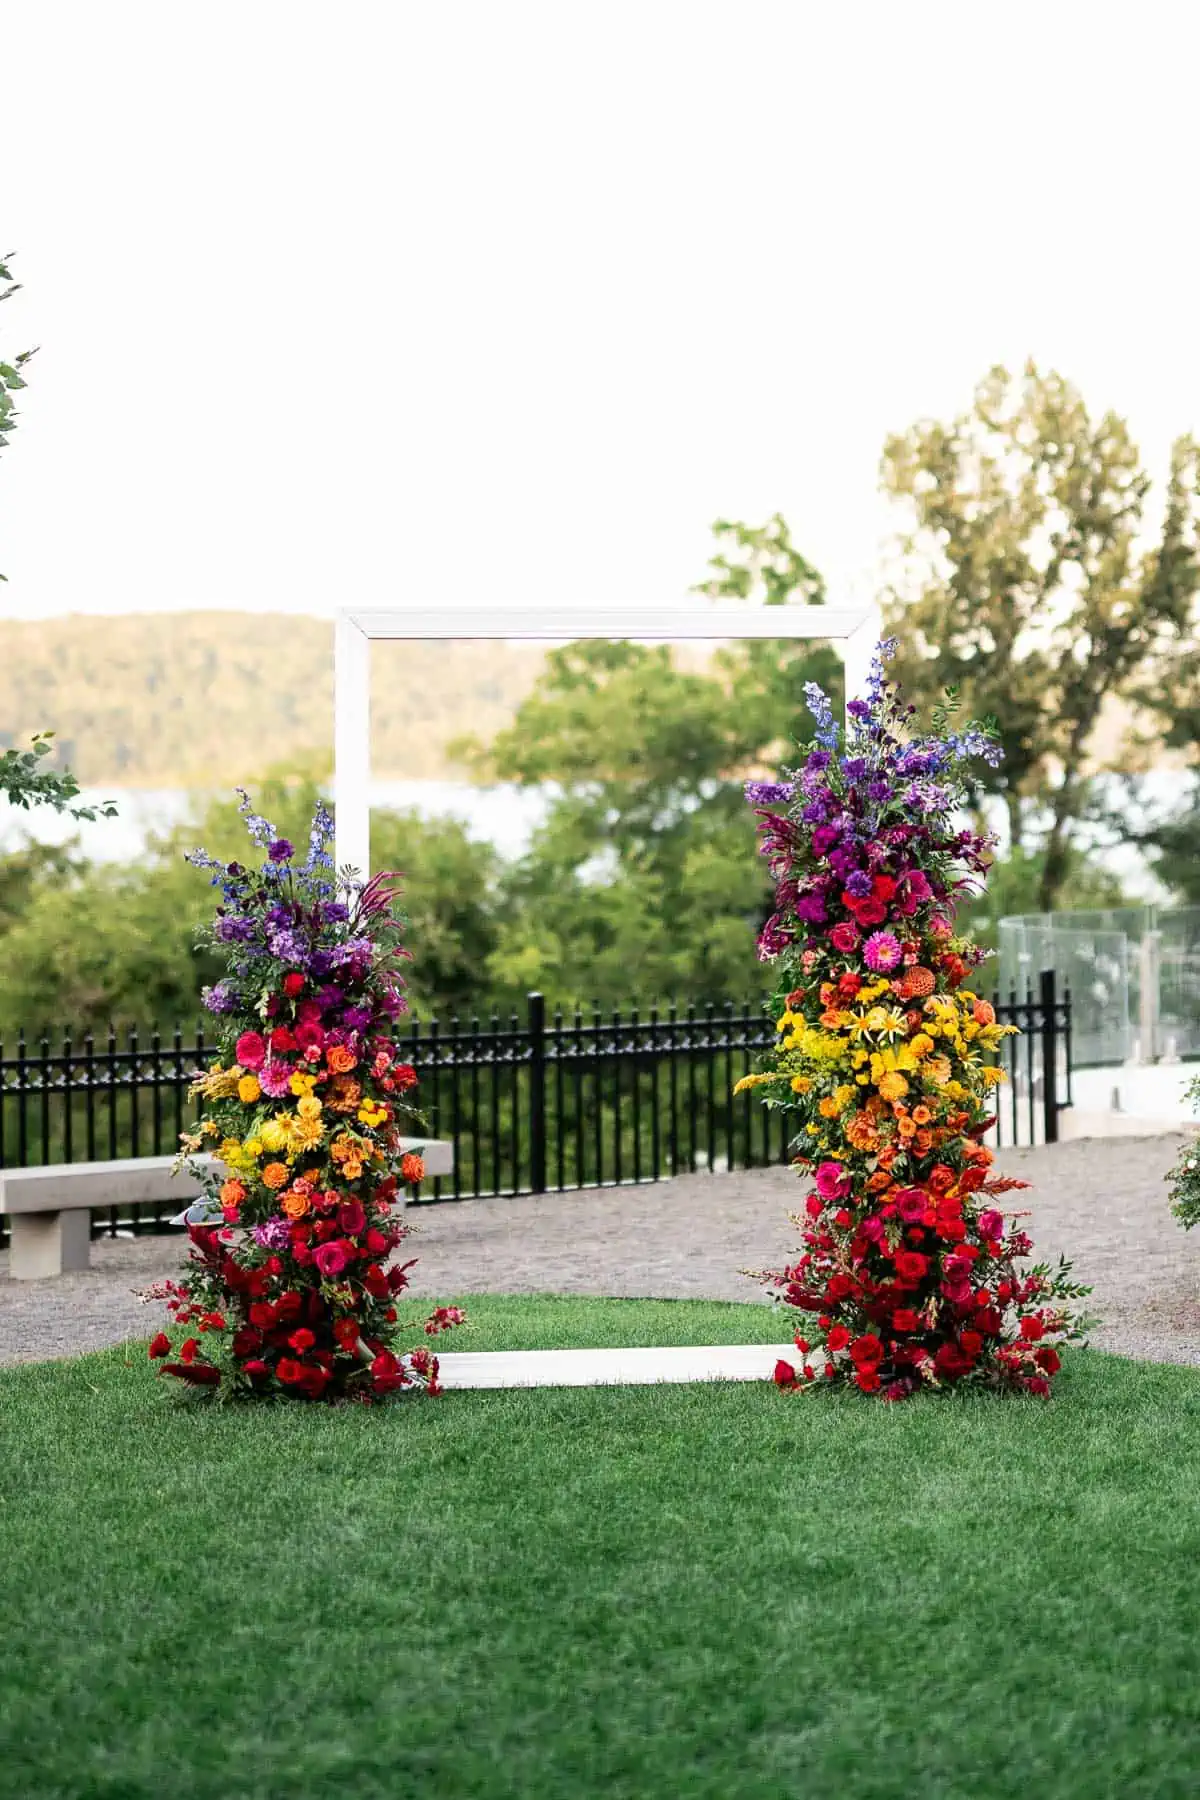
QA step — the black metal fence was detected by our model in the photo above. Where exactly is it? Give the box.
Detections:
[0,975,1071,1245]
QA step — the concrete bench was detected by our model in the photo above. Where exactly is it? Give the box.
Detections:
[0,1139,454,1280]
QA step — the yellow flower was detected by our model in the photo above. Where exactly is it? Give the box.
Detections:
[733,1072,780,1095]
[877,1070,909,1101]
[218,1136,243,1164]
[290,1071,318,1097]
[289,1115,324,1151]
[981,1064,1007,1087]
[245,1137,264,1157]
[357,1102,388,1128]
[790,1075,812,1093]
[909,1033,934,1056]
[237,1074,261,1104]
[260,1119,288,1153]
[296,1095,323,1120]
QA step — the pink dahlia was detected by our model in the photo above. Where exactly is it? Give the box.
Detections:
[863,930,902,973]
[258,1059,294,1098]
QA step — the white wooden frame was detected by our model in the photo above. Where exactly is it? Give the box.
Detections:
[334,602,882,877]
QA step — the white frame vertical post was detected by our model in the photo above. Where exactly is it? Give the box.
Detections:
[333,602,881,873]
[334,611,371,880]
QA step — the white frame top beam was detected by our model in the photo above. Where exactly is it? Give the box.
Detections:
[334,600,882,880]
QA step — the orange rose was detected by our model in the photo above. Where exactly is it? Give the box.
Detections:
[281,1190,310,1219]
[973,1000,996,1026]
[911,1105,932,1126]
[866,1171,893,1192]
[262,1162,290,1190]
[399,1152,425,1185]
[326,1045,358,1074]
[219,1178,246,1207]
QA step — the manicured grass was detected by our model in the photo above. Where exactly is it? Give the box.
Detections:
[2,1299,1200,1800]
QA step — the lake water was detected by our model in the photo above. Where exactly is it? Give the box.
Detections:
[0,780,552,864]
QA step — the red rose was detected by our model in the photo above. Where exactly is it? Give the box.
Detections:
[826,1274,855,1301]
[365,1228,390,1256]
[276,1291,303,1322]
[161,1362,221,1386]
[363,1263,390,1298]
[773,1359,798,1388]
[338,1200,367,1236]
[283,973,306,997]
[1019,1314,1045,1341]
[785,988,806,1009]
[872,875,897,901]
[148,1332,171,1360]
[242,1359,269,1379]
[934,1343,972,1381]
[854,1368,882,1392]
[392,1063,419,1092]
[288,1328,316,1352]
[849,1333,884,1367]
[893,1251,929,1283]
[276,1358,305,1384]
[179,1337,199,1364]
[890,1310,920,1334]
[826,1324,852,1352]
[959,1330,984,1359]
[334,1318,361,1351]
[270,1026,297,1052]
[231,1326,263,1358]
[249,1301,277,1329]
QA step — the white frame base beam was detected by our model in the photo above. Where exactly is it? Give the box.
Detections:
[433,1342,798,1390]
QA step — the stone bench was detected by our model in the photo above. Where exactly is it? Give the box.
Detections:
[0,1139,454,1280]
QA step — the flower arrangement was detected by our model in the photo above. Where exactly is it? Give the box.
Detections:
[741,643,1088,1401]
[148,791,463,1401]
[1166,1082,1200,1228]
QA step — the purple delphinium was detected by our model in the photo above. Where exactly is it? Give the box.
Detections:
[744,780,795,807]
[268,838,295,863]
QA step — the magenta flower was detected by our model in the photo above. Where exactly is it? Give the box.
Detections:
[863,931,902,973]
[235,1031,266,1070]
[314,1241,352,1279]
[815,1162,852,1202]
[258,1060,294,1098]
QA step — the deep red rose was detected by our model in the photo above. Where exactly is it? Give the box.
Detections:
[365,1228,390,1256]
[973,1306,1001,1335]
[249,1301,277,1329]
[890,1310,920,1334]
[288,1328,316,1352]
[334,1318,361,1351]
[854,1368,882,1393]
[283,972,306,997]
[959,1330,984,1359]
[872,875,897,901]
[338,1200,367,1236]
[276,1358,305,1384]
[826,1273,855,1301]
[179,1337,199,1364]
[934,1343,973,1381]
[826,1324,852,1352]
[893,1251,929,1283]
[773,1359,798,1388]
[1019,1314,1045,1341]
[277,1291,303,1322]
[242,1359,269,1379]
[849,1333,884,1368]
[1034,1346,1061,1374]
[231,1326,263,1358]
[161,1362,221,1386]
[392,1063,419,1092]
[148,1332,171,1360]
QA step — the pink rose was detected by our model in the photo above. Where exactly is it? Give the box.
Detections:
[235,1031,266,1070]
[815,1161,852,1202]
[978,1209,1004,1239]
[313,1241,351,1279]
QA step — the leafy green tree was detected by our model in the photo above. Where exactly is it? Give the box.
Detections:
[881,363,1200,912]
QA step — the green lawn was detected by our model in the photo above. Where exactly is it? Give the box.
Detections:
[2,1296,1200,1800]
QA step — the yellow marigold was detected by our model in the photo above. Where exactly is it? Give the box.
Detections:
[818,1096,841,1118]
[237,1074,262,1104]
[790,1074,812,1093]
[296,1095,323,1120]
[262,1161,290,1190]
[877,1070,909,1101]
[290,1071,318,1097]
[260,1119,288,1152]
[245,1137,264,1157]
[909,1033,934,1056]
[218,1136,243,1164]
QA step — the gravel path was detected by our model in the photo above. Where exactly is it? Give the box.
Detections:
[2,1133,1198,1367]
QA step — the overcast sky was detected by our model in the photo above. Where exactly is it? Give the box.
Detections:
[3,0,1198,622]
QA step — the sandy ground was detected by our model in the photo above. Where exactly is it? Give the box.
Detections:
[2,1133,1198,1367]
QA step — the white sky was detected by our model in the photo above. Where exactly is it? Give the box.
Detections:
[2,0,1199,622]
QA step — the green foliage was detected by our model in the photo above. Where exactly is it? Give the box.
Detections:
[0,731,118,821]
[1166,1091,1200,1229]
[1129,776,1200,904]
[881,363,1200,911]
[0,248,36,583]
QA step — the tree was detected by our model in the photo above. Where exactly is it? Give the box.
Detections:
[880,363,1200,912]
[1,250,116,820]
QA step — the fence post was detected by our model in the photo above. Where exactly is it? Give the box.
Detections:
[528,992,547,1194]
[1040,969,1059,1144]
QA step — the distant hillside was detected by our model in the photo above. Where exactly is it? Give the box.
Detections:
[0,614,550,786]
